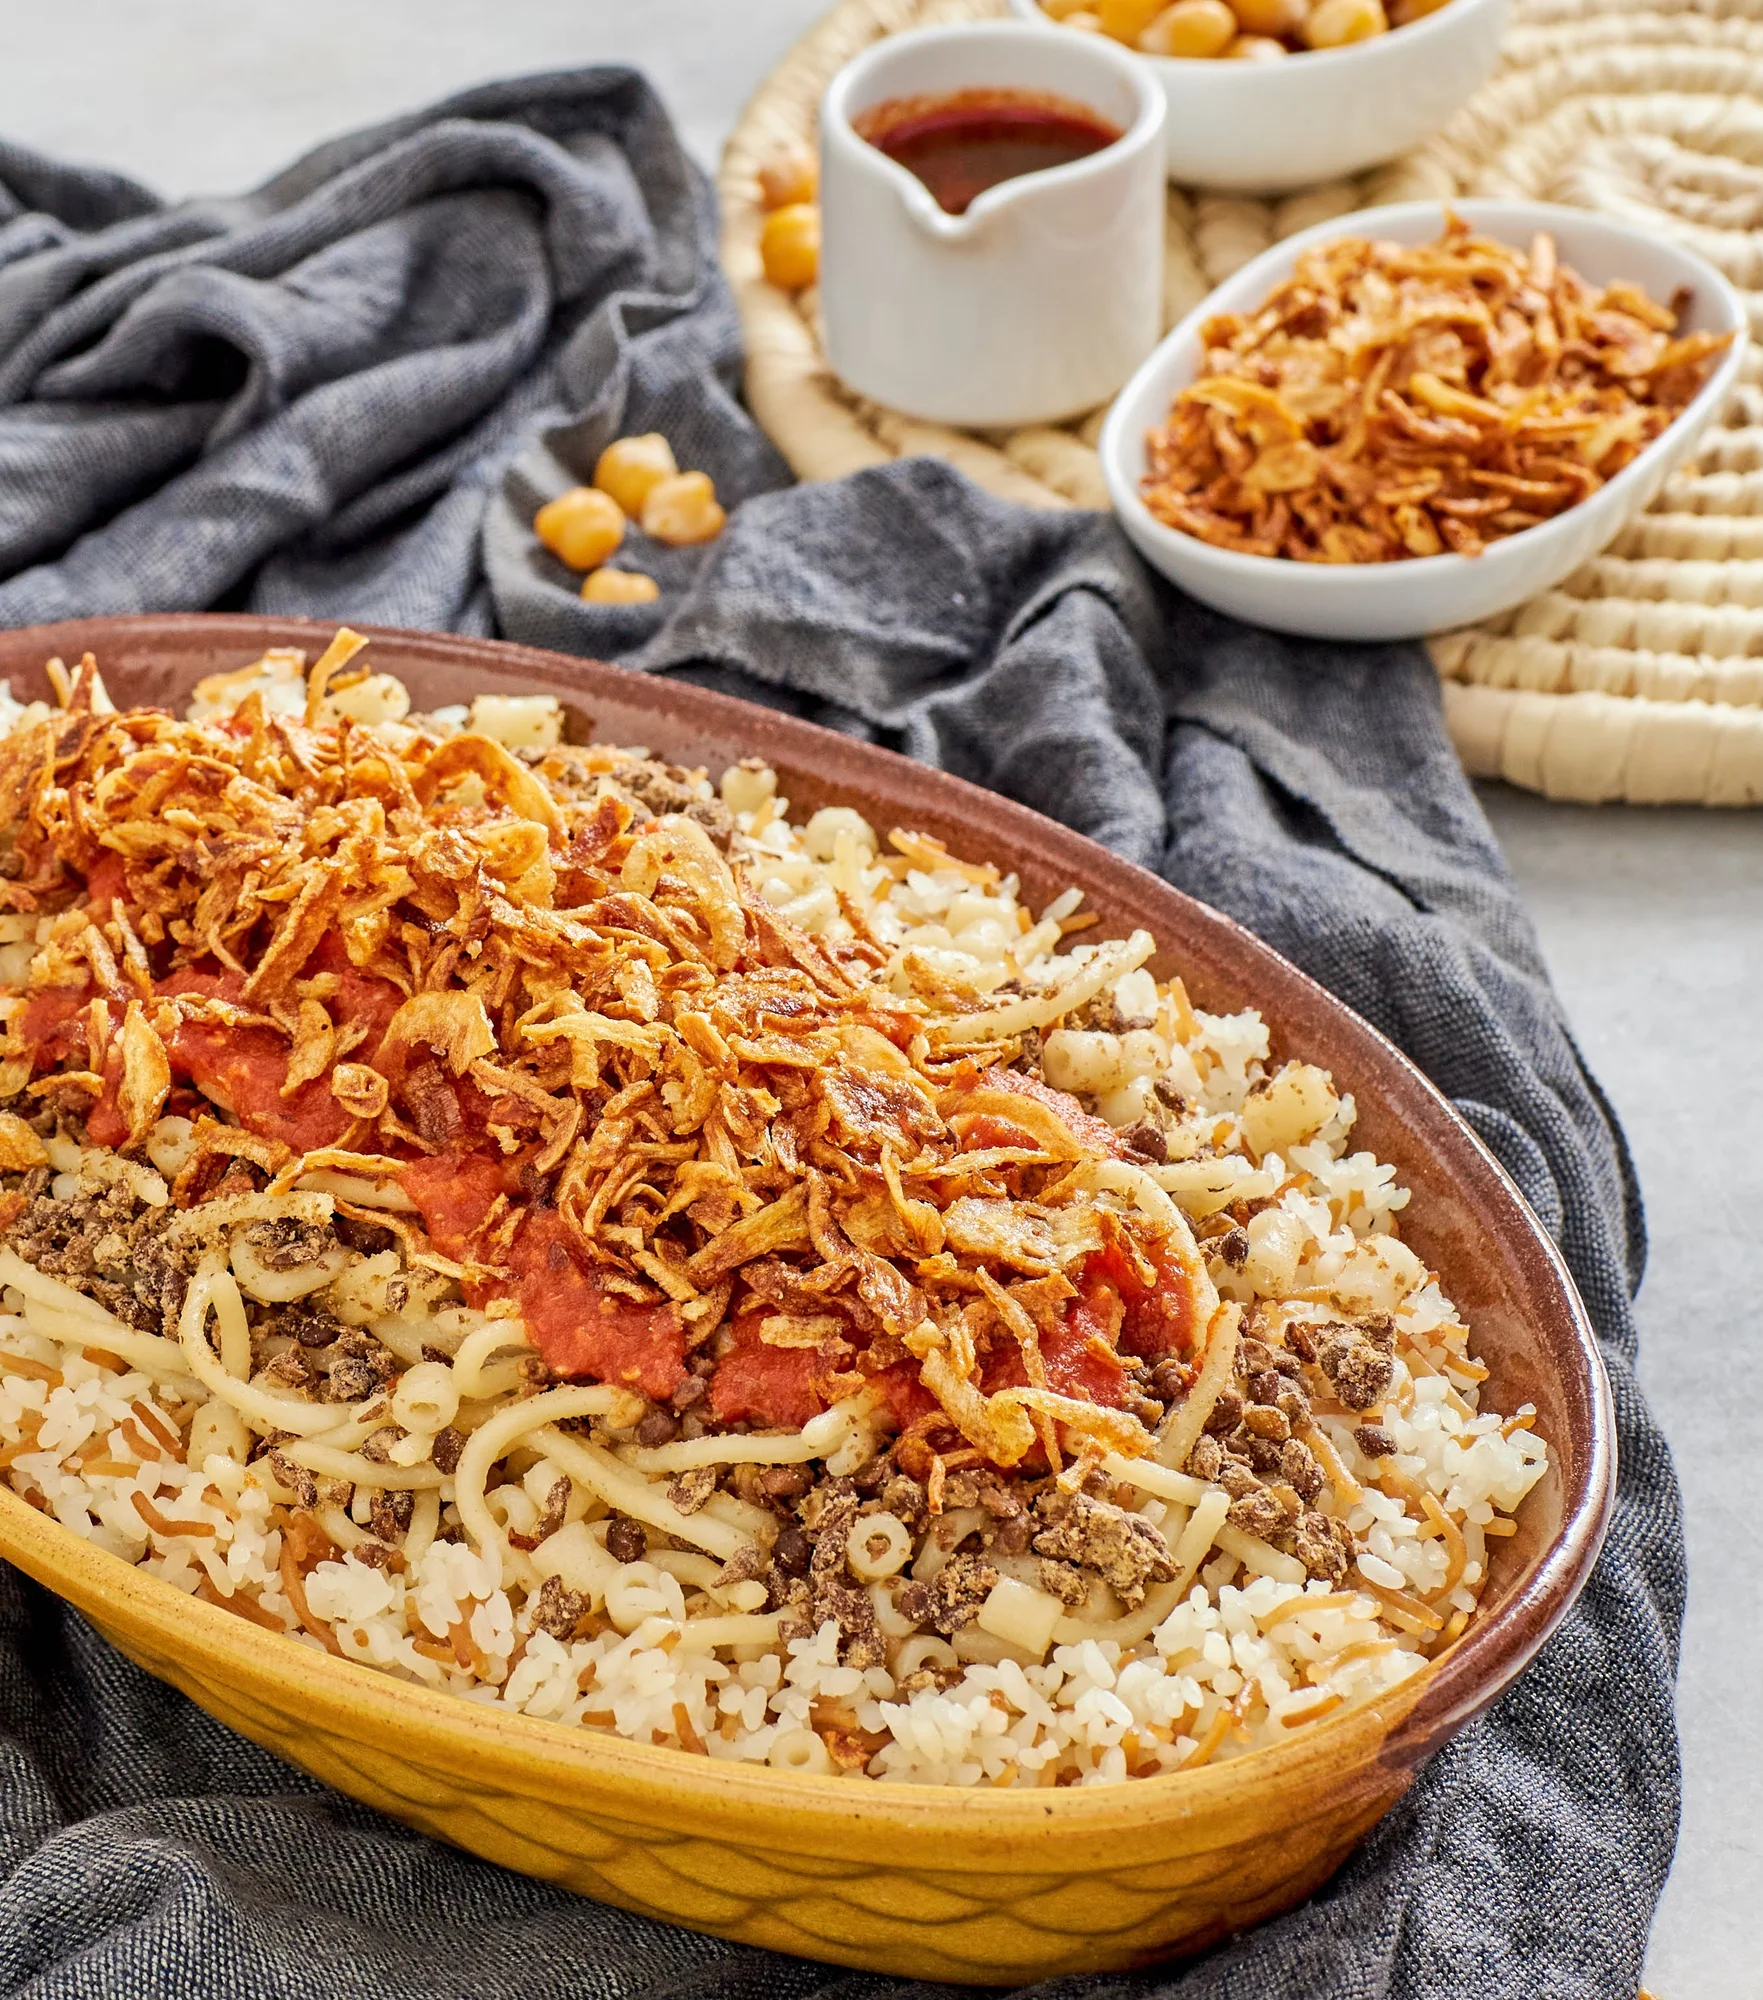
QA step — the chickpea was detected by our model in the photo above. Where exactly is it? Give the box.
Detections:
[1302,0,1388,44]
[760,202,819,290]
[1139,0,1237,53]
[1063,8,1105,22]
[1389,0,1449,20]
[534,485,624,572]
[582,567,661,606]
[1097,0,1166,40]
[1040,0,1095,14]
[757,148,817,211]
[641,471,726,547]
[1227,0,1308,36]
[1224,29,1291,52]
[593,432,677,518]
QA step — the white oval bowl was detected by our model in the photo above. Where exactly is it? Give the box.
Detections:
[1099,199,1750,642]
[1005,0,1505,191]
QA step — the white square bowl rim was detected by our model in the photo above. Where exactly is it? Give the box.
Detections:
[1099,198,1750,598]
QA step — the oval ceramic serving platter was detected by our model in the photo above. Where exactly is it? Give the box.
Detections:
[0,616,1613,1982]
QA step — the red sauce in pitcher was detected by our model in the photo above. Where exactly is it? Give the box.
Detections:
[853,88,1122,216]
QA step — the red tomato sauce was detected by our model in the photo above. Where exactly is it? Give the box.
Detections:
[81,852,130,919]
[1084,1237,1200,1363]
[18,985,87,1065]
[853,88,1121,217]
[708,1311,825,1431]
[706,1312,939,1435]
[158,967,344,1153]
[19,926,405,1157]
[25,869,1184,1438]
[975,1066,1132,1160]
[398,1150,505,1252]
[400,1153,687,1403]
[868,1360,939,1432]
[506,1209,685,1402]
[1043,1299,1134,1407]
[18,985,131,1146]
[983,1295,1132,1413]
[83,1052,129,1149]
[947,1066,1131,1163]
[955,1112,1040,1153]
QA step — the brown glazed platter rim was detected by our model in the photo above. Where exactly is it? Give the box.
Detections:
[0,612,1616,1820]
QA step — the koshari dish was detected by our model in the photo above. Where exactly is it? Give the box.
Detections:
[0,634,1546,1788]
[1142,217,1733,563]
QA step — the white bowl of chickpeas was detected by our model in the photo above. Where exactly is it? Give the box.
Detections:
[1007,0,1505,190]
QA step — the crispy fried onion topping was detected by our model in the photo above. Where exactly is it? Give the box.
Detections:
[1142,214,1733,563]
[0,639,1219,1466]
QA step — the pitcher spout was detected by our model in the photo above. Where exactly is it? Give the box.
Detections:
[896,176,983,243]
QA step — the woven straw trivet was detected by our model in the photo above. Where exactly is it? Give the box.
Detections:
[720,0,1763,805]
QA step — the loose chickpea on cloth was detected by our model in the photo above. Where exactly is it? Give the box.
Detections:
[0,59,1685,2000]
[533,442,726,599]
[0,78,791,643]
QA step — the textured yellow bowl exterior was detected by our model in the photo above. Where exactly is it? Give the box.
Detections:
[2,1485,1431,1981]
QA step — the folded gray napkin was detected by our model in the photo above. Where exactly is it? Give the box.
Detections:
[0,70,1678,2000]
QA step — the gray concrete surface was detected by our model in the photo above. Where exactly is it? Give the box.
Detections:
[0,5,1754,1993]
[1482,788,1762,2000]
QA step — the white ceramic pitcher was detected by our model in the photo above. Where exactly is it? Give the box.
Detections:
[819,23,1166,430]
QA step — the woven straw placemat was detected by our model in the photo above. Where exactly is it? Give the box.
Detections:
[719,0,1763,805]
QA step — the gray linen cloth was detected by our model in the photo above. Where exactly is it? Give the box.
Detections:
[0,72,1677,2000]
